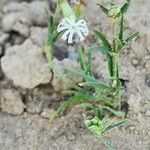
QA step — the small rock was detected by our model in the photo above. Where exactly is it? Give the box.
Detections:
[11,34,25,45]
[41,108,55,119]
[1,39,52,89]
[26,87,56,114]
[30,27,47,48]
[3,2,28,13]
[132,58,139,66]
[2,12,31,37]
[26,99,43,114]
[0,32,9,46]
[0,47,3,57]
[2,1,49,36]
[144,110,150,117]
[0,88,25,115]
[145,74,150,87]
[12,22,30,37]
[0,70,4,80]
[53,44,68,60]
[67,45,78,60]
[28,1,49,26]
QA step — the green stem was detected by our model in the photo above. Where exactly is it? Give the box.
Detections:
[54,0,62,25]
[44,44,53,68]
[98,136,114,150]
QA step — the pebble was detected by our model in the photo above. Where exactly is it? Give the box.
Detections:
[144,110,150,117]
[41,108,55,119]
[145,74,150,87]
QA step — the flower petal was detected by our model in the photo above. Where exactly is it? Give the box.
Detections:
[57,26,70,33]
[77,30,85,41]
[77,19,87,26]
[77,27,89,36]
[61,29,71,41]
[67,30,74,44]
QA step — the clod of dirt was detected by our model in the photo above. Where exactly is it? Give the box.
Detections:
[41,108,55,119]
[29,27,47,48]
[2,1,49,36]
[145,110,150,117]
[0,88,25,115]
[1,39,52,89]
[2,12,31,37]
[144,110,150,117]
[0,32,9,46]
[0,70,4,80]
[145,74,150,87]
[0,47,3,57]
[26,98,44,114]
[25,87,58,114]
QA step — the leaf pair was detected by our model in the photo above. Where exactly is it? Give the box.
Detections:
[98,0,131,15]
[45,9,60,45]
[85,116,126,136]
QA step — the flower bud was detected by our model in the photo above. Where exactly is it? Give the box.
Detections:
[108,6,121,19]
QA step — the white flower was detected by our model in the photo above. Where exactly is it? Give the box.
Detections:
[57,17,89,44]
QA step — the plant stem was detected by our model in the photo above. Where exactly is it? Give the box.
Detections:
[45,0,62,67]
[44,44,53,68]
[54,0,62,25]
[107,19,122,105]
[98,136,114,150]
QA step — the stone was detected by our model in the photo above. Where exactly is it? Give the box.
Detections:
[144,110,150,117]
[0,88,25,115]
[0,47,3,57]
[0,32,9,46]
[12,22,30,37]
[26,99,43,114]
[41,108,55,119]
[25,87,57,114]
[145,74,150,87]
[2,12,31,37]
[29,27,47,48]
[3,2,29,13]
[0,70,4,80]
[28,1,49,26]
[1,40,52,89]
[2,1,49,36]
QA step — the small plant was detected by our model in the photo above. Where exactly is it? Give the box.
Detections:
[44,0,139,149]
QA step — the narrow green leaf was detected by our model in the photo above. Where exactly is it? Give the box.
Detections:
[82,81,110,89]
[60,1,75,20]
[126,32,139,43]
[106,54,113,77]
[87,50,92,76]
[89,45,110,53]
[52,32,60,43]
[103,106,125,117]
[65,68,98,82]
[46,15,54,45]
[94,30,111,48]
[119,15,124,41]
[102,120,127,134]
[49,94,84,122]
[77,103,104,120]
[97,4,109,14]
[79,46,88,73]
[121,0,131,14]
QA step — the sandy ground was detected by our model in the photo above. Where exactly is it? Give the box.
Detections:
[0,109,150,150]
